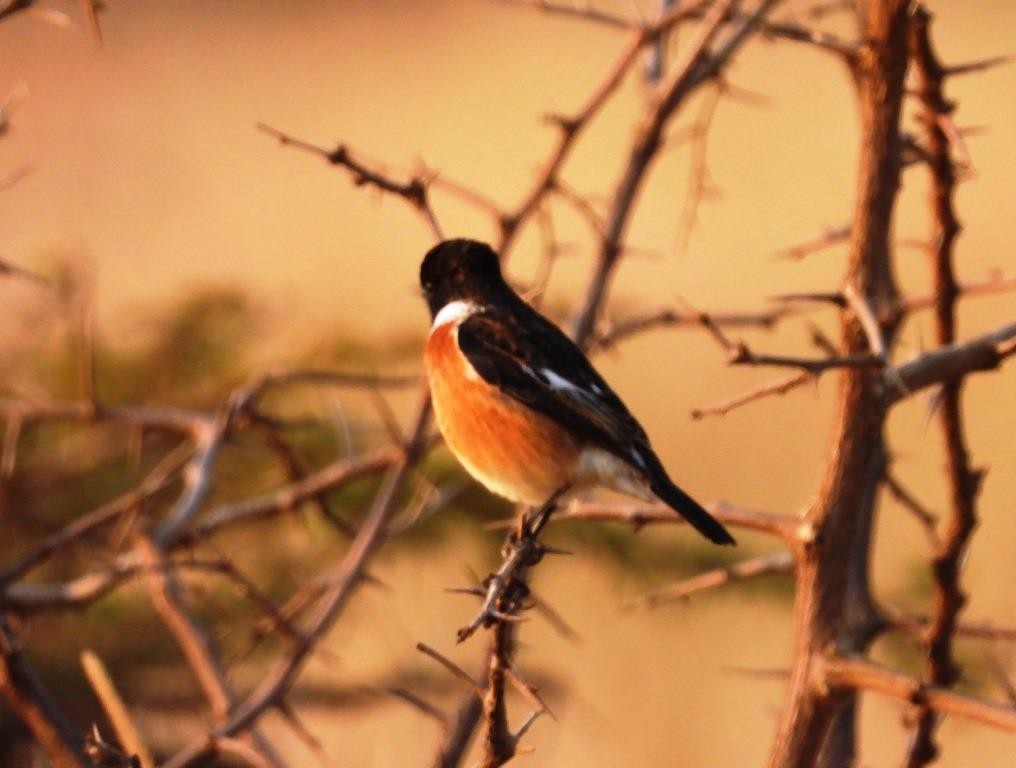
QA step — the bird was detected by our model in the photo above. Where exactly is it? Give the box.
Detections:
[420,238,735,546]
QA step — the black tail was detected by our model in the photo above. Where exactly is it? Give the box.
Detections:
[648,469,735,546]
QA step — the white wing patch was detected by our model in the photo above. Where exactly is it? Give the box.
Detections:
[539,367,586,395]
[537,367,607,414]
[432,300,478,329]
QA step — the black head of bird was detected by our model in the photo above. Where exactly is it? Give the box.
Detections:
[420,239,510,319]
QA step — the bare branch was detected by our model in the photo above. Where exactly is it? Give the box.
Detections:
[80,651,153,768]
[562,498,798,542]
[0,442,190,586]
[456,492,566,643]
[493,0,634,30]
[0,615,92,767]
[691,370,812,419]
[882,470,939,546]
[823,654,1016,733]
[196,448,402,536]
[886,321,1016,406]
[498,27,646,251]
[628,550,795,609]
[772,224,851,261]
[596,303,790,348]
[256,122,443,240]
[902,9,987,763]
[431,676,486,768]
[943,55,1011,77]
[905,271,1016,313]
[161,393,433,768]
[387,687,447,725]
[768,4,911,764]
[887,613,1016,644]
[416,642,484,698]
[573,0,783,345]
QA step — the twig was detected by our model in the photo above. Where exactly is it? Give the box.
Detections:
[596,303,790,348]
[771,224,851,260]
[691,370,812,419]
[888,613,1016,644]
[161,393,433,768]
[943,55,1010,78]
[256,122,443,240]
[904,271,1016,313]
[628,550,795,609]
[430,652,489,768]
[842,282,890,360]
[498,26,646,251]
[885,321,1016,407]
[561,498,797,542]
[194,448,402,536]
[0,615,91,767]
[494,0,634,30]
[823,654,1016,732]
[80,650,153,768]
[902,9,984,765]
[883,469,939,545]
[247,415,355,537]
[573,0,784,346]
[0,253,48,286]
[456,492,566,643]
[387,687,447,725]
[673,79,724,257]
[0,442,191,586]
[416,642,484,697]
[136,539,234,724]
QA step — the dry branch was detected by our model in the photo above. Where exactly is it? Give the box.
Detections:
[629,549,795,609]
[561,498,797,542]
[0,615,92,768]
[691,370,812,419]
[257,122,443,240]
[80,651,152,768]
[595,303,790,348]
[161,394,433,768]
[823,655,1016,733]
[767,3,910,766]
[902,9,982,764]
[886,321,1016,406]
[573,0,783,346]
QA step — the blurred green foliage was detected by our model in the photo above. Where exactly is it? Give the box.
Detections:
[1,281,792,764]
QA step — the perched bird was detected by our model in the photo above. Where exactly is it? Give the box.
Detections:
[420,239,734,545]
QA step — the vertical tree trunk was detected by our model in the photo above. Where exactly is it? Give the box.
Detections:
[767,2,909,765]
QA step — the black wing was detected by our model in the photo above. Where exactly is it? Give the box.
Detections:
[457,302,736,546]
[456,303,652,466]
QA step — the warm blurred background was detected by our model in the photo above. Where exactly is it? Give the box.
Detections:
[1,1,1014,766]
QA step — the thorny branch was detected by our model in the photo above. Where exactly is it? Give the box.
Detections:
[257,122,444,240]
[572,0,783,347]
[628,550,795,610]
[902,8,982,766]
[4,2,1015,767]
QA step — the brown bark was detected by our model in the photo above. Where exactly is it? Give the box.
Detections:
[902,8,981,766]
[0,616,93,768]
[767,2,910,766]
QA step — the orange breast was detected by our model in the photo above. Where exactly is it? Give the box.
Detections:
[424,322,581,505]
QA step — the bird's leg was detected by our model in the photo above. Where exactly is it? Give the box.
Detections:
[511,484,571,545]
[527,484,570,537]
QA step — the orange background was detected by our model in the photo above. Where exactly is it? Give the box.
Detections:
[1,1,1014,765]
